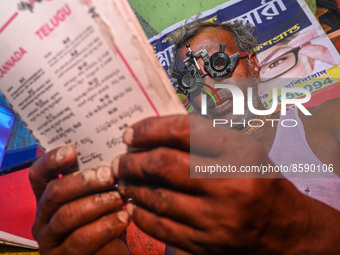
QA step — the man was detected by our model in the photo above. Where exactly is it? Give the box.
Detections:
[29,20,340,254]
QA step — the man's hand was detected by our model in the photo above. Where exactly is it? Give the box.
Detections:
[288,30,336,65]
[114,115,340,254]
[29,146,131,255]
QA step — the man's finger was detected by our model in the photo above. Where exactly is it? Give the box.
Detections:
[299,45,336,65]
[41,192,124,245]
[95,238,131,255]
[123,115,190,150]
[123,115,248,156]
[39,211,130,255]
[61,211,130,255]
[35,165,116,229]
[124,186,209,230]
[287,30,318,48]
[114,147,210,192]
[29,146,77,200]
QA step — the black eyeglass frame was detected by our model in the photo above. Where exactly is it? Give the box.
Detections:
[260,46,302,83]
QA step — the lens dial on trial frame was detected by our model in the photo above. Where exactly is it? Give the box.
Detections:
[206,43,235,78]
[171,43,247,95]
[170,60,203,95]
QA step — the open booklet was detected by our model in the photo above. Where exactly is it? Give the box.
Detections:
[0,0,185,248]
[0,0,185,168]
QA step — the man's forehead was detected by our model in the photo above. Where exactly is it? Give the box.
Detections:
[179,27,239,55]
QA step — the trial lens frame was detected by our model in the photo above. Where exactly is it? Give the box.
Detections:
[171,43,249,95]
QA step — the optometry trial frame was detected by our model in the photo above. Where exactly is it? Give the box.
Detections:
[170,43,249,95]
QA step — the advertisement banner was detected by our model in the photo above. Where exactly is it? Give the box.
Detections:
[149,0,340,111]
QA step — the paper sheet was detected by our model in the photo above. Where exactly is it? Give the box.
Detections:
[0,0,185,169]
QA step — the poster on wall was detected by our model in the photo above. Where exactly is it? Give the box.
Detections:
[149,0,340,111]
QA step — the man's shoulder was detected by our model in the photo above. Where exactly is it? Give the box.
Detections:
[302,97,340,134]
[309,97,340,118]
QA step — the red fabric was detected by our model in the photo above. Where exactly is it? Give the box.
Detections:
[127,221,166,255]
[0,168,36,240]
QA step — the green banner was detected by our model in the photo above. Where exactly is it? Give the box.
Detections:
[129,0,316,33]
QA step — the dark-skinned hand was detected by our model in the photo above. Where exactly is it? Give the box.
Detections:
[114,114,340,255]
[29,146,131,255]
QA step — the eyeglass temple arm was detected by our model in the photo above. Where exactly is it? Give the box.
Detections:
[239,51,249,58]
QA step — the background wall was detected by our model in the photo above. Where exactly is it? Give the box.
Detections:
[129,0,317,35]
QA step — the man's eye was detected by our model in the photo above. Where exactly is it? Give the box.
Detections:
[268,59,283,69]
[265,57,287,71]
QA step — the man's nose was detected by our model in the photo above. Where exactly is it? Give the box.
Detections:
[201,72,216,87]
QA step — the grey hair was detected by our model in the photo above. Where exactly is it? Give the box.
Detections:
[170,17,258,62]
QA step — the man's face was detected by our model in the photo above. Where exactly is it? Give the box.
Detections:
[258,42,314,81]
[177,27,260,127]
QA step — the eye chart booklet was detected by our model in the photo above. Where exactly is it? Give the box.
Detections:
[0,0,185,170]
